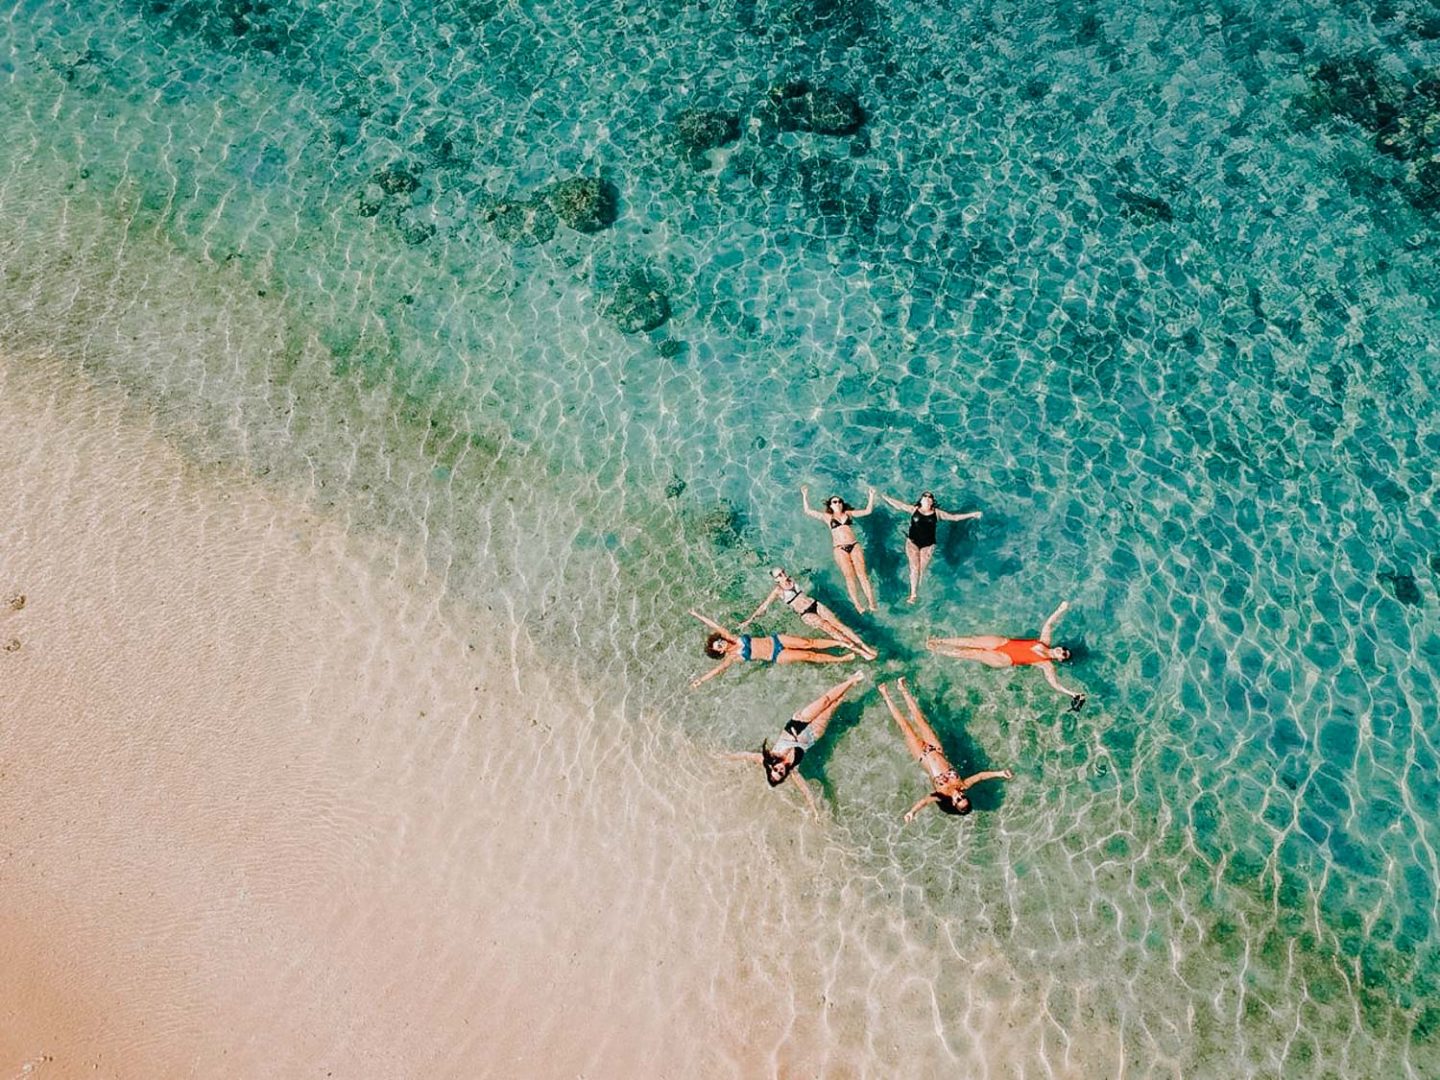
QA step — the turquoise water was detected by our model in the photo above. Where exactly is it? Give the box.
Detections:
[2,0,1438,1074]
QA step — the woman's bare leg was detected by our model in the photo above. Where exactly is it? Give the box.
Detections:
[809,605,875,657]
[848,545,877,610]
[833,548,863,610]
[928,635,1008,649]
[897,679,943,748]
[778,633,845,650]
[792,673,864,739]
[878,684,926,761]
[916,545,936,597]
[927,643,1011,666]
[904,540,922,603]
[776,650,855,665]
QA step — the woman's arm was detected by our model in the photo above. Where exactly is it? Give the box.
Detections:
[937,508,982,523]
[689,609,732,637]
[800,485,828,521]
[794,776,822,820]
[879,492,911,512]
[959,768,1014,789]
[690,656,735,688]
[903,793,938,823]
[1040,662,1084,705]
[739,587,780,628]
[849,487,877,517]
[1039,600,1071,644]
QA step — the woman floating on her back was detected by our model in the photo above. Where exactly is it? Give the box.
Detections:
[689,610,855,688]
[877,490,982,603]
[724,672,866,818]
[742,567,877,660]
[927,599,1087,710]
[877,677,1012,821]
[801,485,878,612]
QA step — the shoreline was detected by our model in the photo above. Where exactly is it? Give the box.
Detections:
[1,358,1090,1077]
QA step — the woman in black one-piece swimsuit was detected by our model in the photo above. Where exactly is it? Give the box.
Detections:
[878,490,982,603]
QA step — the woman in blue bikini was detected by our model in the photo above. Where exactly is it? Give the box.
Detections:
[689,610,856,688]
[724,672,867,817]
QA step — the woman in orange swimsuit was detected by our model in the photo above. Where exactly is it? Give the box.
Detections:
[688,610,856,688]
[927,600,1087,710]
[801,485,877,612]
[878,678,1012,820]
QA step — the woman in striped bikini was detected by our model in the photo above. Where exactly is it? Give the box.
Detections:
[927,599,1087,710]
[688,610,856,688]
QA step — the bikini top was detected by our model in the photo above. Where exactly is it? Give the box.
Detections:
[780,582,803,604]
[828,514,852,528]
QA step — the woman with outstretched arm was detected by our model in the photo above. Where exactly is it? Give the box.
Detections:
[723,672,866,818]
[877,490,982,603]
[740,567,877,660]
[927,600,1087,710]
[878,677,1012,821]
[800,485,878,612]
[689,610,855,688]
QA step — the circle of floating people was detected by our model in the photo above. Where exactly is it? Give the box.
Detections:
[699,487,1087,821]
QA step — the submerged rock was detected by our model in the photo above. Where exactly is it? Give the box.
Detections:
[374,163,421,196]
[1379,570,1422,606]
[542,176,619,232]
[1115,187,1174,223]
[605,269,670,333]
[766,80,865,135]
[483,197,557,246]
[5,592,26,611]
[674,108,740,165]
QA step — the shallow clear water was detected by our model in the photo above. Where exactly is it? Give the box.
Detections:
[2,0,1438,1074]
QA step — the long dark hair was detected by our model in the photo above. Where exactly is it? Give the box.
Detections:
[916,490,937,511]
[826,495,853,514]
[760,739,802,786]
[936,792,972,815]
[704,632,729,659]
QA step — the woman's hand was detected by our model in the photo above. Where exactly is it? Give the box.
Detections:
[903,809,918,824]
[1003,769,1014,780]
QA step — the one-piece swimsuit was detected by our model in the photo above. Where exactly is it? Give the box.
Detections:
[908,508,938,549]
[997,638,1048,666]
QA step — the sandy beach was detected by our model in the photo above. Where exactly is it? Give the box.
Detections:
[0,358,764,1078]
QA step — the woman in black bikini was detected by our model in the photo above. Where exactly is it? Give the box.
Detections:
[688,610,856,688]
[877,677,1012,821]
[740,567,877,660]
[878,490,982,604]
[801,486,877,612]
